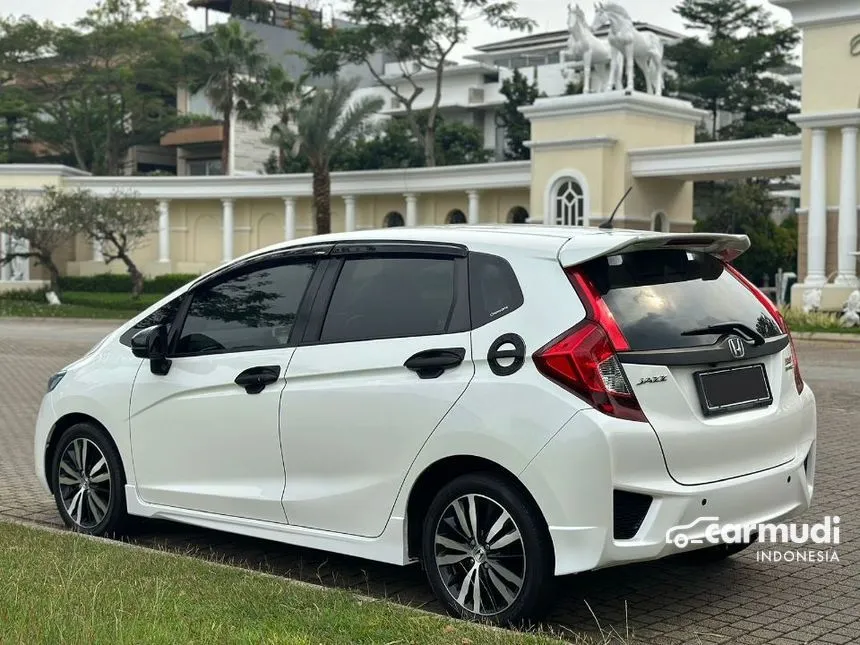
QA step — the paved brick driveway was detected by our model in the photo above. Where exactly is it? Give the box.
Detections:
[1,319,858,644]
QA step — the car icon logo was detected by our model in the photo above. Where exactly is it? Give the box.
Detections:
[728,336,745,359]
[665,516,721,549]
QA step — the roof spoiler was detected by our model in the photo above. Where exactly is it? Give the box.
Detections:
[558,233,751,268]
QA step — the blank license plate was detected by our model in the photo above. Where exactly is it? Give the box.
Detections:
[694,364,772,417]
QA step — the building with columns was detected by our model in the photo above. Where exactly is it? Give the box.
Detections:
[772,0,860,310]
[1,0,858,310]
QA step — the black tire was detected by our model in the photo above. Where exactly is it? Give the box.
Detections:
[675,536,757,565]
[420,472,554,625]
[50,422,128,536]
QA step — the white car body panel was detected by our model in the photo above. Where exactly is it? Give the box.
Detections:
[280,332,474,537]
[33,225,817,585]
[129,348,296,523]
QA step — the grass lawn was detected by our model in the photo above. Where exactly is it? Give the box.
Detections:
[0,522,571,645]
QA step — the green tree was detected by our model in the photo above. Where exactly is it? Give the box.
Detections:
[434,119,492,166]
[0,1,188,174]
[497,69,539,161]
[266,114,491,174]
[299,0,535,167]
[78,190,158,297]
[694,180,798,283]
[269,76,383,234]
[186,20,274,174]
[667,0,800,141]
[0,187,84,294]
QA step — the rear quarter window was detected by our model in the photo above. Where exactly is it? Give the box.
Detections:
[468,252,524,328]
[581,250,782,351]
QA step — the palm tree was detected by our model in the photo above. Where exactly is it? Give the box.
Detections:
[187,20,271,174]
[270,77,383,235]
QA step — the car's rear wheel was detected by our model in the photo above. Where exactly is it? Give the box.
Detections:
[420,472,554,624]
[50,422,127,536]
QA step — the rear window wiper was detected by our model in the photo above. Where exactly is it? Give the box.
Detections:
[681,322,766,346]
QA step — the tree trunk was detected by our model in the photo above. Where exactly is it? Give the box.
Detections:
[120,253,145,298]
[221,108,232,175]
[422,127,436,167]
[44,258,62,297]
[312,166,331,235]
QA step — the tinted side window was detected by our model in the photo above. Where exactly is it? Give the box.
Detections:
[119,296,184,346]
[320,256,456,343]
[175,261,316,356]
[468,252,524,328]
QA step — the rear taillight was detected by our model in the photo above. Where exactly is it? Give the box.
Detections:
[532,268,646,423]
[725,264,804,394]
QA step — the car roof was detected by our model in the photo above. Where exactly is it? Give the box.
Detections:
[249,224,665,260]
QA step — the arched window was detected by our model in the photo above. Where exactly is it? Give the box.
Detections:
[383,211,405,227]
[554,179,585,226]
[507,206,529,224]
[446,209,467,224]
[652,211,668,232]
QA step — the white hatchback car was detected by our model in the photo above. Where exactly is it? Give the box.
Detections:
[35,226,816,623]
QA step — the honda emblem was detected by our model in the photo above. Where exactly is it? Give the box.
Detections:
[728,336,746,359]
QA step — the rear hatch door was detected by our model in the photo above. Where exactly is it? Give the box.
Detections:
[560,233,806,486]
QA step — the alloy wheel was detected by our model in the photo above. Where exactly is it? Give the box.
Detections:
[57,437,111,529]
[434,493,526,616]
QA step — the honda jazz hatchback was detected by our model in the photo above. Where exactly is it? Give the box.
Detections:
[34,225,816,623]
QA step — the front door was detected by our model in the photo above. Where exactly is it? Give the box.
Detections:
[281,246,475,537]
[129,256,321,523]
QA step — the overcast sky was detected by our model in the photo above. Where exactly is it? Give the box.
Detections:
[1,0,793,59]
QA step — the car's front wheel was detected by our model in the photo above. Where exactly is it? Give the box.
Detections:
[50,422,128,536]
[421,472,554,624]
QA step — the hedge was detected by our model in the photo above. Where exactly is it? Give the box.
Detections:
[57,273,199,294]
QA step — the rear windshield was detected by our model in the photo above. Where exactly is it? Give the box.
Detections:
[580,249,782,351]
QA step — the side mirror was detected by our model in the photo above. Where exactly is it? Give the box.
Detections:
[131,325,171,375]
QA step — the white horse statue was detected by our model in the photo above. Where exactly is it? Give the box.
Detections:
[560,4,614,94]
[592,2,664,95]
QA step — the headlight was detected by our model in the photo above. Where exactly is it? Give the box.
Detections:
[47,371,66,393]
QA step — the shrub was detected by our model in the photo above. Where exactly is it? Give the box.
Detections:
[58,273,198,294]
[61,292,162,312]
[0,288,47,302]
[780,306,842,331]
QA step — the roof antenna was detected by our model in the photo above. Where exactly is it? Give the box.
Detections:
[599,186,633,230]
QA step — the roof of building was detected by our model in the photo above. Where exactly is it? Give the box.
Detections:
[470,22,684,57]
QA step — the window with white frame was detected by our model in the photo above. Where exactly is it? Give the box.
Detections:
[554,179,585,226]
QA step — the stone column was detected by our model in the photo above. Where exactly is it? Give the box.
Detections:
[283,197,296,241]
[92,240,104,263]
[836,126,859,286]
[157,199,171,263]
[344,195,356,232]
[405,193,418,227]
[467,190,480,225]
[806,128,828,286]
[221,198,234,263]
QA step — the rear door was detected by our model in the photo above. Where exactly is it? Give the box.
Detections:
[565,238,807,485]
[280,242,475,537]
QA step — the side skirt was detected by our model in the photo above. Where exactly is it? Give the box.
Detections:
[124,485,413,566]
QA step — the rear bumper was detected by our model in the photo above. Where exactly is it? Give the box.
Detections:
[519,402,816,576]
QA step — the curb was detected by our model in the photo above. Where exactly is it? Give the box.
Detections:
[793,332,860,343]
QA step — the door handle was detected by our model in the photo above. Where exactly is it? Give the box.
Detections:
[234,366,281,394]
[404,348,466,380]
